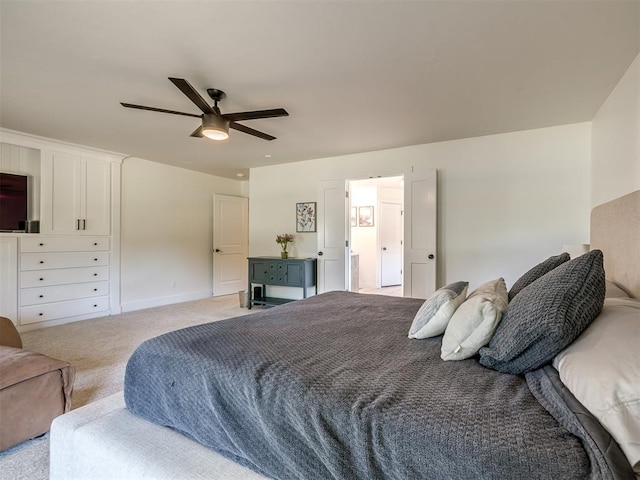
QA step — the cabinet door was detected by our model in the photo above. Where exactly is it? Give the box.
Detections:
[82,158,111,235]
[249,260,269,283]
[42,152,82,234]
[284,262,304,287]
[41,152,111,235]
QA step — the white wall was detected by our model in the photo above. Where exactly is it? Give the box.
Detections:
[591,53,640,207]
[250,123,591,292]
[120,157,245,311]
[350,183,378,289]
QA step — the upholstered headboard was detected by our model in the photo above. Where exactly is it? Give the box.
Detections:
[590,190,640,299]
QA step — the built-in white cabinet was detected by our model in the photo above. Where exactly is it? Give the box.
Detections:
[41,151,111,235]
[1,128,122,330]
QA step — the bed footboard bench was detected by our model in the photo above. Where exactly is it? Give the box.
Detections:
[49,392,267,480]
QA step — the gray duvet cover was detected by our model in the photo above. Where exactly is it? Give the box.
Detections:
[125,291,633,480]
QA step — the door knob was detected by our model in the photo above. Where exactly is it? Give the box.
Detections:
[215,249,222,253]
[382,247,387,251]
[318,251,323,256]
[428,254,435,259]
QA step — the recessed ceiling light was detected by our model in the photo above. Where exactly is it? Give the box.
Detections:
[236,173,245,178]
[264,154,272,158]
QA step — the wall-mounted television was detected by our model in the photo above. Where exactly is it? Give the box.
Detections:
[0,172,28,231]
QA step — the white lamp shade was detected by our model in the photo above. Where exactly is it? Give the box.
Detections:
[202,114,229,141]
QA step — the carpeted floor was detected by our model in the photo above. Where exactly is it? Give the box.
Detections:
[0,294,253,480]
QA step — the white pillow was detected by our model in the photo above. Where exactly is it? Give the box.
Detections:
[553,297,640,475]
[408,281,468,339]
[441,278,508,361]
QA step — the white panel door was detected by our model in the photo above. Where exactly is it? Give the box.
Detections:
[380,202,403,287]
[317,180,349,293]
[403,170,437,298]
[213,195,248,296]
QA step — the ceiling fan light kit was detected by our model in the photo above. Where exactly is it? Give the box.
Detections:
[121,77,288,142]
[202,114,230,141]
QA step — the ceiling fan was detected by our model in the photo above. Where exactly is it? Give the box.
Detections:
[121,77,288,141]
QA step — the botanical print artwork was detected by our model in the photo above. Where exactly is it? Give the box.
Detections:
[296,202,316,232]
[358,206,374,227]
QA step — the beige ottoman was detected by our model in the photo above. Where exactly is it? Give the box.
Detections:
[0,318,75,452]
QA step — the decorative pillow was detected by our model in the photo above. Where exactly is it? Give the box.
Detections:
[605,280,631,298]
[508,252,570,301]
[407,281,468,339]
[553,297,640,473]
[479,249,605,374]
[441,278,508,361]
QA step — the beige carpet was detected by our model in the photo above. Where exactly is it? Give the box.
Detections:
[0,294,254,480]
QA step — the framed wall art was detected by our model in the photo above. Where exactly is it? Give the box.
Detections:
[358,206,374,227]
[296,202,316,232]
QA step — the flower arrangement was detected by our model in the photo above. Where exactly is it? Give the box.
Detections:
[276,233,294,258]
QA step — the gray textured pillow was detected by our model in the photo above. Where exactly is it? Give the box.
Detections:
[479,249,605,374]
[508,252,570,301]
[408,281,468,339]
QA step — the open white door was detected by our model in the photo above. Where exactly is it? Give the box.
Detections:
[317,180,349,293]
[403,170,437,298]
[212,194,248,296]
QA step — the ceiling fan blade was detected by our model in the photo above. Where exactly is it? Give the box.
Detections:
[120,103,202,118]
[223,108,289,122]
[230,121,276,141]
[190,126,204,138]
[168,77,215,114]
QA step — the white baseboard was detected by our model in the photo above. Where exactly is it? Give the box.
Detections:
[120,290,212,313]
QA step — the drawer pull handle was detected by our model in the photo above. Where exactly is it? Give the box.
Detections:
[94,258,98,261]
[39,295,44,298]
[38,313,43,316]
[93,273,98,277]
[39,243,44,246]
[94,288,98,292]
[39,260,44,264]
[39,277,44,281]
[94,242,98,246]
[93,304,98,308]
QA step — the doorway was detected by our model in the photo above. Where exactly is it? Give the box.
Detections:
[349,176,403,297]
[316,170,436,299]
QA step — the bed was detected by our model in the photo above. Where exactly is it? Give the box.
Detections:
[50,190,640,480]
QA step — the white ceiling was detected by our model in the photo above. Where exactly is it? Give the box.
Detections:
[1,1,638,180]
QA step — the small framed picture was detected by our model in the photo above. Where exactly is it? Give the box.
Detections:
[358,206,374,227]
[350,207,357,227]
[296,202,316,232]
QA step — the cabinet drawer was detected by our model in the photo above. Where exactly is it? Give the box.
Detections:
[20,252,110,271]
[20,236,110,253]
[20,266,110,288]
[20,281,109,306]
[20,296,109,325]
